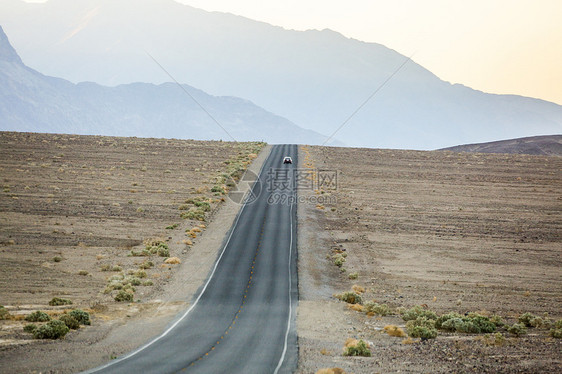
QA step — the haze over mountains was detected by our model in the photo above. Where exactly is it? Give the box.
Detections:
[1,0,561,149]
[0,26,328,144]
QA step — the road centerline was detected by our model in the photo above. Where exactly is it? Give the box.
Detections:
[185,215,268,369]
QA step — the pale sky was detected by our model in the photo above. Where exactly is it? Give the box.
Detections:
[25,0,562,105]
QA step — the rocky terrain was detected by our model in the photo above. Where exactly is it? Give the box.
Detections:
[297,145,561,373]
[0,132,266,372]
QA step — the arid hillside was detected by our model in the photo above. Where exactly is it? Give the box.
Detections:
[297,145,561,373]
[441,135,562,156]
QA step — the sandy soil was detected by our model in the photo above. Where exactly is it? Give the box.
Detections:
[0,132,269,373]
[296,145,561,374]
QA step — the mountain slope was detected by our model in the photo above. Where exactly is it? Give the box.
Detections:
[1,0,561,149]
[0,25,330,144]
[441,135,562,156]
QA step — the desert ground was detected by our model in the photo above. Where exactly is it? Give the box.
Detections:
[0,132,266,372]
[296,145,561,373]
[1,133,561,374]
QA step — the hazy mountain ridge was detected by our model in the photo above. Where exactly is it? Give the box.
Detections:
[441,135,562,156]
[0,25,331,144]
[1,0,560,149]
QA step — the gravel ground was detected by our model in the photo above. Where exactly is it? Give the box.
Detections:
[0,132,270,373]
[296,145,561,374]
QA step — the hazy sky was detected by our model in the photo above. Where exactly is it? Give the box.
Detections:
[25,0,562,105]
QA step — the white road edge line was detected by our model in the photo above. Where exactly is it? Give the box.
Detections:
[273,183,296,374]
[84,147,272,374]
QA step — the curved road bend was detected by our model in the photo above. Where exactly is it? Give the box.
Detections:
[86,144,298,374]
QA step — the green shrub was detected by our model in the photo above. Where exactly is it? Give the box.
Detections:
[332,254,346,268]
[530,316,547,328]
[59,314,80,330]
[337,292,362,305]
[123,284,136,293]
[406,317,438,339]
[114,290,134,302]
[194,201,211,211]
[48,297,72,306]
[444,318,481,333]
[348,272,358,280]
[130,248,152,257]
[112,265,123,272]
[364,302,390,316]
[165,224,179,230]
[508,323,527,336]
[518,312,535,327]
[401,305,437,321]
[438,313,495,334]
[25,311,51,322]
[211,185,225,194]
[180,208,206,221]
[343,340,371,357]
[0,306,11,320]
[142,280,154,286]
[435,312,463,329]
[53,256,63,262]
[482,332,506,346]
[108,280,124,290]
[69,309,91,325]
[555,320,562,329]
[549,328,562,338]
[139,261,154,269]
[133,269,147,278]
[517,312,551,328]
[157,245,170,257]
[128,277,142,286]
[33,320,69,339]
[490,315,505,327]
[108,274,124,282]
[78,270,89,276]
[23,324,37,333]
[100,264,111,271]
[466,313,497,333]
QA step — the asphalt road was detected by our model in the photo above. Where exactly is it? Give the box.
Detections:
[86,144,298,374]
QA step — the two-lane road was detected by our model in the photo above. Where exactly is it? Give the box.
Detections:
[87,144,298,374]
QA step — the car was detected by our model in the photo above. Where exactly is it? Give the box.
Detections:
[283,156,293,164]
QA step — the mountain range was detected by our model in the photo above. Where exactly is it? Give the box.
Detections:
[1,0,561,149]
[0,25,329,144]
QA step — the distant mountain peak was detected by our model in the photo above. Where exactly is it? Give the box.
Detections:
[0,25,22,64]
[0,25,333,145]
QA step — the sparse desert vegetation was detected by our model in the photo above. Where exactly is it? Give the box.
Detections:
[0,132,264,351]
[297,145,561,373]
